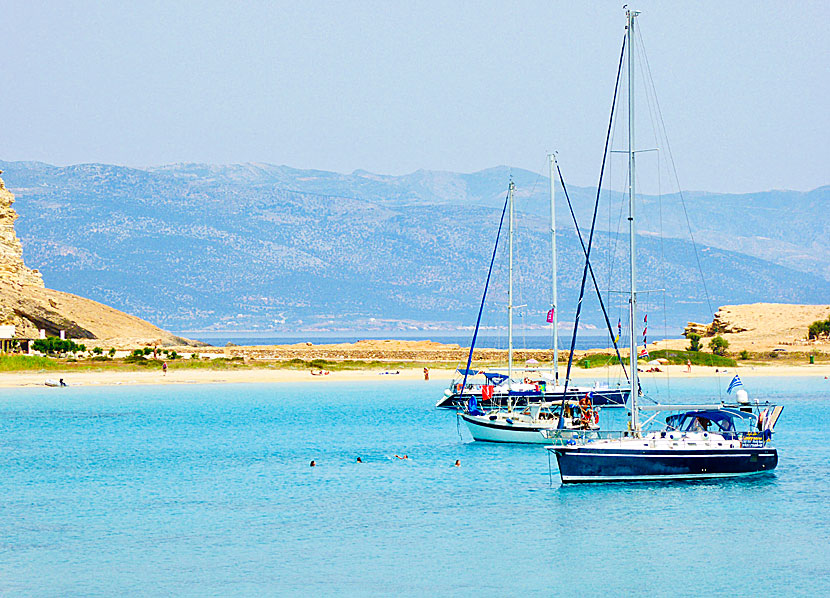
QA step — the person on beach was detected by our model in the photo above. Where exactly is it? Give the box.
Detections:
[162,361,168,375]
[423,367,430,381]
[686,359,692,373]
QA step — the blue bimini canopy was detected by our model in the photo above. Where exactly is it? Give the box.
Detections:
[457,368,480,376]
[666,409,755,433]
[483,372,509,385]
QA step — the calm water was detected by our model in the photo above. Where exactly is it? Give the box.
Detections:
[1,376,828,596]
[187,333,663,351]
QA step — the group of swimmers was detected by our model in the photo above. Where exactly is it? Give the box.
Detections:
[310,457,461,467]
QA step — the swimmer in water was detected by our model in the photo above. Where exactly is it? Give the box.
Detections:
[310,460,316,467]
[356,457,362,463]
[454,460,460,467]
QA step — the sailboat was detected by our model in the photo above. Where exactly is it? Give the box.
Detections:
[458,177,616,444]
[437,155,631,413]
[547,9,783,481]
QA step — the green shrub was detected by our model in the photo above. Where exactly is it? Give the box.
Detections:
[32,337,81,356]
[739,350,750,360]
[169,351,179,360]
[92,347,103,355]
[108,347,116,357]
[709,336,729,356]
[131,349,145,358]
[686,333,701,352]
[808,318,830,340]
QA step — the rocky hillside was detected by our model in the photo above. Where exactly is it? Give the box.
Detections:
[2,160,829,335]
[0,173,196,347]
[684,303,830,351]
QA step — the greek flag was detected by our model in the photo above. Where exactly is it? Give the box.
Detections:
[727,374,743,394]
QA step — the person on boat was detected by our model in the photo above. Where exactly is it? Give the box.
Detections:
[694,417,710,432]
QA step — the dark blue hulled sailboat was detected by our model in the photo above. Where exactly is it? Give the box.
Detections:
[547,9,782,483]
[550,401,782,482]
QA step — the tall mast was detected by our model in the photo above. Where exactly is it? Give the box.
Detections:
[627,8,640,431]
[548,154,559,383]
[508,180,515,392]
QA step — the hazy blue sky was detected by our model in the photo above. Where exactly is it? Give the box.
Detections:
[1,0,826,193]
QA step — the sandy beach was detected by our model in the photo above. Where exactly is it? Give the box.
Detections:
[2,362,829,389]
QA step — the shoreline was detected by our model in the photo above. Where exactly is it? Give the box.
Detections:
[1,363,829,389]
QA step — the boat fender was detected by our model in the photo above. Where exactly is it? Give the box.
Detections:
[506,418,514,425]
[489,415,497,421]
[443,389,452,398]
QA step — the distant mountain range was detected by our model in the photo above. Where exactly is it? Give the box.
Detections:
[2,160,828,336]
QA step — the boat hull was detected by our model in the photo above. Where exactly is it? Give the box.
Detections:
[437,388,629,410]
[551,446,778,483]
[461,414,553,444]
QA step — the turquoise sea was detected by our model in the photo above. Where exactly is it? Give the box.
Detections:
[1,376,828,596]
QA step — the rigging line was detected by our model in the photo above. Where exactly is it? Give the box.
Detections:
[557,164,629,380]
[635,28,714,316]
[458,189,510,409]
[657,128,671,401]
[636,25,720,398]
[558,33,628,427]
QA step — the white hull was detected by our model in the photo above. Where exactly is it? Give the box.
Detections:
[462,415,551,444]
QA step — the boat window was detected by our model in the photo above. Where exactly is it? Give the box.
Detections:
[676,412,737,432]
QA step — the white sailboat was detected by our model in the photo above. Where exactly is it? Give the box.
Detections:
[460,179,604,443]
[439,156,630,414]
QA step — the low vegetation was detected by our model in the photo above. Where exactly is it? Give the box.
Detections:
[31,336,85,356]
[808,317,830,340]
[686,332,702,352]
[577,349,736,369]
[0,355,69,372]
[709,335,729,356]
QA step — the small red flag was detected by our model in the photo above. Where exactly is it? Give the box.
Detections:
[546,308,555,323]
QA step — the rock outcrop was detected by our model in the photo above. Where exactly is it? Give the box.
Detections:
[0,175,43,290]
[683,303,830,351]
[0,172,199,347]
